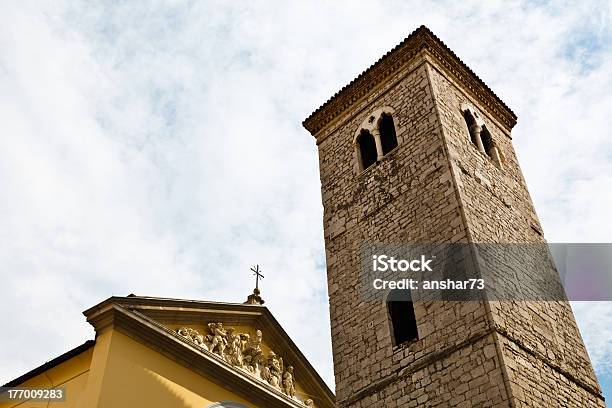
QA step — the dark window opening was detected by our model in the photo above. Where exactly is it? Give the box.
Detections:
[357,130,377,170]
[387,290,418,345]
[480,125,494,158]
[379,113,398,155]
[463,110,478,146]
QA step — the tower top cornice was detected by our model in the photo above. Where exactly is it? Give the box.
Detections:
[303,25,517,136]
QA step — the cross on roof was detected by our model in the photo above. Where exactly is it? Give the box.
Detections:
[250,265,264,290]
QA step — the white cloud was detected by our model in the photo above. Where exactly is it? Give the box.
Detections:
[0,0,611,396]
[573,302,612,375]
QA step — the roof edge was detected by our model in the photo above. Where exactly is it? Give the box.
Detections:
[82,295,335,405]
[303,25,517,136]
[82,295,266,318]
[2,340,95,387]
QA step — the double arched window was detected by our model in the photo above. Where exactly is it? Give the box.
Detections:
[462,105,503,168]
[355,108,399,172]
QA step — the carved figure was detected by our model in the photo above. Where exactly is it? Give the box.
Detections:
[242,329,264,373]
[262,351,283,388]
[239,332,251,353]
[206,322,228,359]
[304,399,314,407]
[177,327,197,338]
[282,365,296,398]
[225,328,244,367]
[176,327,205,346]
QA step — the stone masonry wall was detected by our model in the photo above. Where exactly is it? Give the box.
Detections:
[348,332,508,408]
[316,58,513,407]
[427,62,605,406]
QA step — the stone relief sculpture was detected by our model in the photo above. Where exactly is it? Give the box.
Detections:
[176,327,206,346]
[261,351,283,388]
[207,322,228,359]
[176,323,314,407]
[282,365,296,398]
[225,328,244,367]
[242,329,264,375]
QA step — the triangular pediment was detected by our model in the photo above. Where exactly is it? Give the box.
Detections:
[83,295,334,408]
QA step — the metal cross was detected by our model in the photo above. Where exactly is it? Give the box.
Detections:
[250,265,264,290]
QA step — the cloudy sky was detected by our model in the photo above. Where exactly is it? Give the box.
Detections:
[1,0,611,401]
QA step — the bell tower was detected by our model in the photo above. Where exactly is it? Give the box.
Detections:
[303,26,605,407]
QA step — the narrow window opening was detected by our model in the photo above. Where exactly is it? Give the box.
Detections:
[480,125,494,158]
[379,113,398,155]
[463,110,479,147]
[357,130,377,170]
[387,289,418,345]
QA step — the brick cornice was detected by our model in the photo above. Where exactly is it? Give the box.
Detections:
[303,25,517,137]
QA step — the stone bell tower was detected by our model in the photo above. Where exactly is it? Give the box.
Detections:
[303,26,605,407]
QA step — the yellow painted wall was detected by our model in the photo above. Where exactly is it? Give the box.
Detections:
[2,327,294,408]
[82,328,257,408]
[0,347,93,408]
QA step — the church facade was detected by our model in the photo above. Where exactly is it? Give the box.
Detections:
[1,295,335,408]
[303,25,605,407]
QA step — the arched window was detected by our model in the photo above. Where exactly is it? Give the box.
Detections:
[461,106,503,168]
[480,125,494,158]
[481,125,503,168]
[357,130,377,170]
[379,113,398,155]
[387,289,418,346]
[354,107,400,173]
[463,110,479,147]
